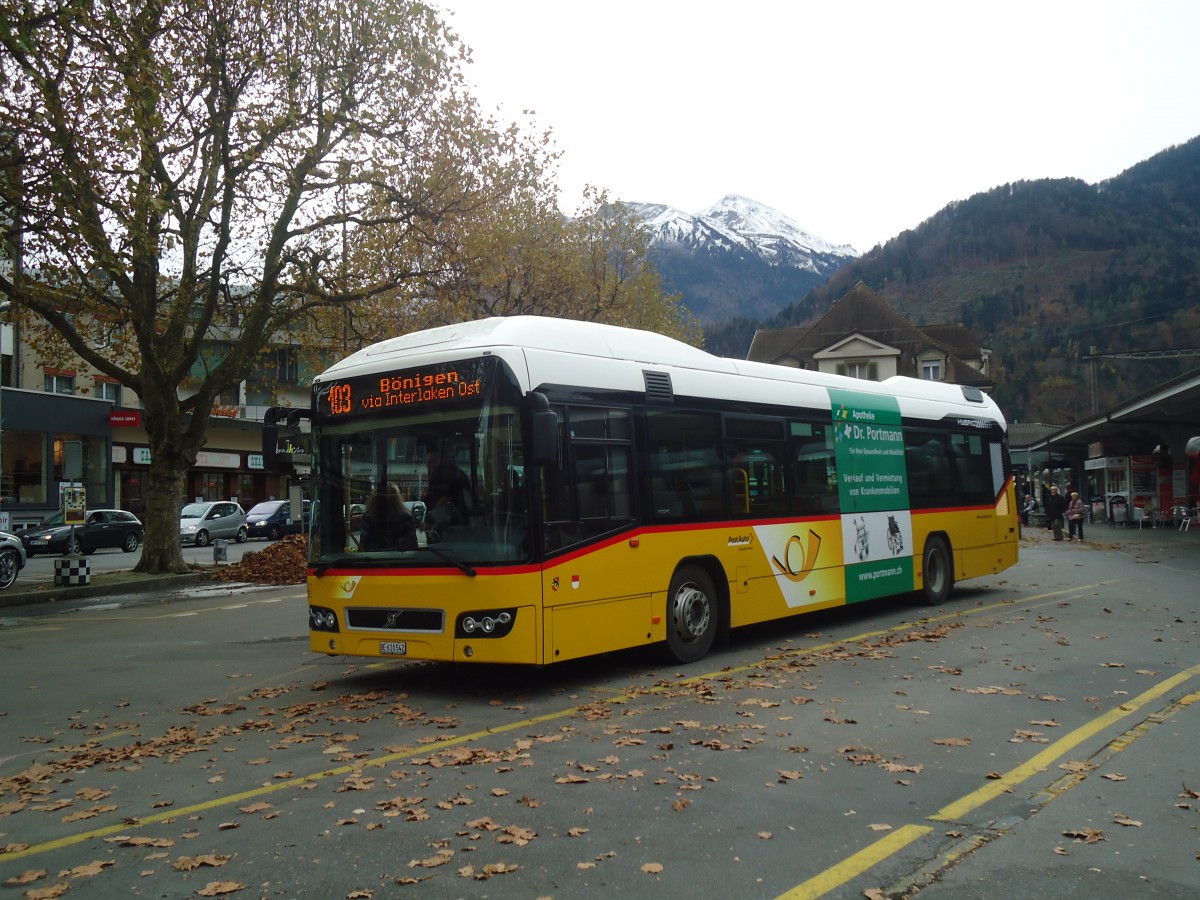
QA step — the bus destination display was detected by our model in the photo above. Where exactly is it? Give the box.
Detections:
[316,358,493,419]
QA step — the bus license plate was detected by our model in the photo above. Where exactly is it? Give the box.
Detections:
[379,641,407,656]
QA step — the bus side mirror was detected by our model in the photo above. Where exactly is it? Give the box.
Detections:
[527,393,559,466]
[263,406,311,474]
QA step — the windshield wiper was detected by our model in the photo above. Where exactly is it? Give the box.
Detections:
[313,554,358,576]
[424,546,476,577]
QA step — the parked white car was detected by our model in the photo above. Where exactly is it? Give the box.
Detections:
[179,501,248,546]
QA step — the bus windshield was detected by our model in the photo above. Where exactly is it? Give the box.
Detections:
[309,357,530,568]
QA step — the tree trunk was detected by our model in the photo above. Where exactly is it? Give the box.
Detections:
[132,375,201,575]
[134,455,190,574]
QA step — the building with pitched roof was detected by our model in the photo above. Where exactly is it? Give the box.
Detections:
[746,282,992,389]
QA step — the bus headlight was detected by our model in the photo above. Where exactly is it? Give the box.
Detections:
[456,609,515,639]
[310,606,339,632]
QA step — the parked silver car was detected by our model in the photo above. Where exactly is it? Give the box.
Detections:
[0,530,27,589]
[179,500,248,547]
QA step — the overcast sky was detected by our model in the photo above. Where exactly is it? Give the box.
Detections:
[435,0,1199,253]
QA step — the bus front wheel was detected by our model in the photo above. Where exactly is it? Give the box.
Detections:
[920,537,954,605]
[665,565,718,663]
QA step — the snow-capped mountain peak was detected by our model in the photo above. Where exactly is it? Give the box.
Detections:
[621,195,859,326]
[701,194,857,258]
[626,195,858,274]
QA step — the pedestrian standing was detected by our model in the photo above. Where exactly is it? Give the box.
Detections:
[1045,485,1067,541]
[1066,491,1086,542]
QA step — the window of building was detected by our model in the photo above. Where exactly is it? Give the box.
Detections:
[921,361,942,381]
[838,361,877,380]
[96,380,121,403]
[265,348,298,383]
[45,372,76,394]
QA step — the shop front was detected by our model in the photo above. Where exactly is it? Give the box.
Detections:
[0,387,113,531]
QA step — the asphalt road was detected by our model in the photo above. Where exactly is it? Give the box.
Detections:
[1,524,1198,898]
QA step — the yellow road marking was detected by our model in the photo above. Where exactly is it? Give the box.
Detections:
[774,664,1200,898]
[0,581,1112,865]
[776,825,933,899]
[931,662,1200,821]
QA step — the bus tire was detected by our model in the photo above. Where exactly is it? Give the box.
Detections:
[665,564,719,663]
[920,536,954,605]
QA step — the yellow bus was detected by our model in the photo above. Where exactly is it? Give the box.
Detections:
[270,316,1017,665]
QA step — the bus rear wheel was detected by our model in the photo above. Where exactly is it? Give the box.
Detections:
[665,565,718,663]
[920,536,954,605]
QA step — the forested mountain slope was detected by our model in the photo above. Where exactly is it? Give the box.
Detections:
[710,136,1200,423]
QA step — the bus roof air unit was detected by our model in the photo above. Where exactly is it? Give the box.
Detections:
[643,370,674,404]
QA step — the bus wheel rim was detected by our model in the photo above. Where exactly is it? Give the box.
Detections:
[672,585,711,641]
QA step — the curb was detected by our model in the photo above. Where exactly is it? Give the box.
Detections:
[0,570,221,609]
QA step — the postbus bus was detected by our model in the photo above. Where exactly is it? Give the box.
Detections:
[266,316,1018,666]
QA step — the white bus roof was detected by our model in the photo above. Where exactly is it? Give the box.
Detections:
[318,316,1006,429]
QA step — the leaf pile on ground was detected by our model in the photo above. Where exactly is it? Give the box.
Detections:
[215,535,307,584]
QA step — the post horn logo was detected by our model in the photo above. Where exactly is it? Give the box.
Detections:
[771,530,822,582]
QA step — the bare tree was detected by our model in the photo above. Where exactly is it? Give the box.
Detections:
[0,0,543,572]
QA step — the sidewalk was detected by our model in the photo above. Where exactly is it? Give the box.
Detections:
[1020,514,1200,553]
[0,564,221,609]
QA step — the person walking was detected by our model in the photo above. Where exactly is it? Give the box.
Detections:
[1045,485,1067,542]
[1066,491,1087,542]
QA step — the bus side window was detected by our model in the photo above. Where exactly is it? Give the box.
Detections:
[646,410,724,522]
[789,421,839,516]
[906,430,951,508]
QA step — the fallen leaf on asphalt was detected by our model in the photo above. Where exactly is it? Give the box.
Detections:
[171,854,234,871]
[58,860,113,877]
[196,882,246,896]
[641,862,664,874]
[1062,828,1105,843]
[1113,815,1143,827]
[24,882,69,899]
[62,804,118,823]
[497,825,536,846]
[1101,773,1127,782]
[1059,761,1097,774]
[868,823,893,832]
[933,737,971,747]
[409,849,454,868]
[104,835,174,848]
[778,770,804,782]
[460,862,518,880]
[4,869,46,886]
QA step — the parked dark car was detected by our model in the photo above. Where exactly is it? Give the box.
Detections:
[21,509,144,556]
[245,499,310,540]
